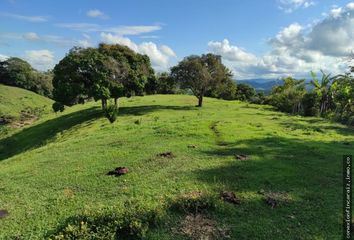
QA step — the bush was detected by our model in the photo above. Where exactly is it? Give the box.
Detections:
[104,105,118,123]
[52,102,65,113]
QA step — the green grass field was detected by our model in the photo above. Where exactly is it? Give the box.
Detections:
[0,84,53,119]
[0,88,353,239]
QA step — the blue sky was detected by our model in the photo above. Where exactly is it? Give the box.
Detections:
[1,0,354,79]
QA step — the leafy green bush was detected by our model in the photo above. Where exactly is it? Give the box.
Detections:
[104,105,118,123]
[52,102,65,113]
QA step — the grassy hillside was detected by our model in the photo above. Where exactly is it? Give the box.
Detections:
[0,95,353,239]
[0,84,53,129]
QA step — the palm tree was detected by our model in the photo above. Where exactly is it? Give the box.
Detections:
[310,70,333,116]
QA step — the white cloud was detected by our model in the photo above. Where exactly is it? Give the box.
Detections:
[25,49,54,70]
[105,25,161,35]
[55,23,99,32]
[278,0,315,13]
[86,9,109,19]
[208,39,257,63]
[23,32,40,41]
[208,3,354,79]
[0,12,48,22]
[100,32,175,71]
[77,39,92,48]
[0,54,8,61]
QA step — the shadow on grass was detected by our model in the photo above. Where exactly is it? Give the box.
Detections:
[0,107,102,161]
[118,105,196,116]
[193,135,353,238]
[0,104,196,161]
[279,119,354,136]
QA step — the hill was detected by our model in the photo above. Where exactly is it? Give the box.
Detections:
[0,94,353,239]
[0,84,53,128]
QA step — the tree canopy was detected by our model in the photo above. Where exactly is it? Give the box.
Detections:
[52,44,155,113]
[0,57,53,98]
[171,53,232,107]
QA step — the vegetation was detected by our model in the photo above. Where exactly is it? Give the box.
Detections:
[0,57,53,98]
[0,93,353,239]
[171,54,232,107]
[267,70,354,126]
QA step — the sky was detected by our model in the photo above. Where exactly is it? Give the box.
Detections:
[1,0,354,79]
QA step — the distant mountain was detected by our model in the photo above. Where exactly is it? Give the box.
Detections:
[236,78,313,93]
[236,79,282,93]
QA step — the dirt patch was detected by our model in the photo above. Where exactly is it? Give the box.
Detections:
[188,144,197,149]
[0,209,9,218]
[262,191,291,208]
[220,191,241,205]
[107,167,129,176]
[235,154,249,161]
[178,214,230,240]
[157,151,175,158]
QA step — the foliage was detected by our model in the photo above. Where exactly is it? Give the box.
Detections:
[269,77,306,114]
[171,54,233,107]
[310,70,334,116]
[104,104,118,123]
[146,72,177,94]
[52,102,65,113]
[235,83,256,101]
[0,57,53,98]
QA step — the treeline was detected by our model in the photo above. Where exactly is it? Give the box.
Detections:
[0,43,352,125]
[0,57,53,98]
[267,72,354,126]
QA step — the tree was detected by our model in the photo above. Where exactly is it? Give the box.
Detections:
[52,47,122,110]
[171,54,232,107]
[331,73,354,125]
[235,83,256,101]
[0,57,53,97]
[310,70,334,116]
[269,77,306,114]
[98,43,155,96]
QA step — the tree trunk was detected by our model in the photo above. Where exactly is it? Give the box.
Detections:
[197,95,203,107]
[101,99,107,110]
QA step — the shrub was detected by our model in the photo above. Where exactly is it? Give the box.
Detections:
[52,102,65,113]
[104,105,118,123]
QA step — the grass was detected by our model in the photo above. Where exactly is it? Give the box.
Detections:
[0,92,353,239]
[0,84,53,119]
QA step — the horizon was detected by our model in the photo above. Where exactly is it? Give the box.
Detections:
[1,0,354,80]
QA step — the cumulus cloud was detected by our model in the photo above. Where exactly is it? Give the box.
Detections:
[25,49,54,70]
[0,54,8,61]
[86,9,109,19]
[100,32,175,71]
[208,39,257,63]
[278,0,315,13]
[0,12,48,22]
[208,2,354,79]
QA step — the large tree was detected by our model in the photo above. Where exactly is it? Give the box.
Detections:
[171,54,232,107]
[98,43,155,97]
[52,47,123,110]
